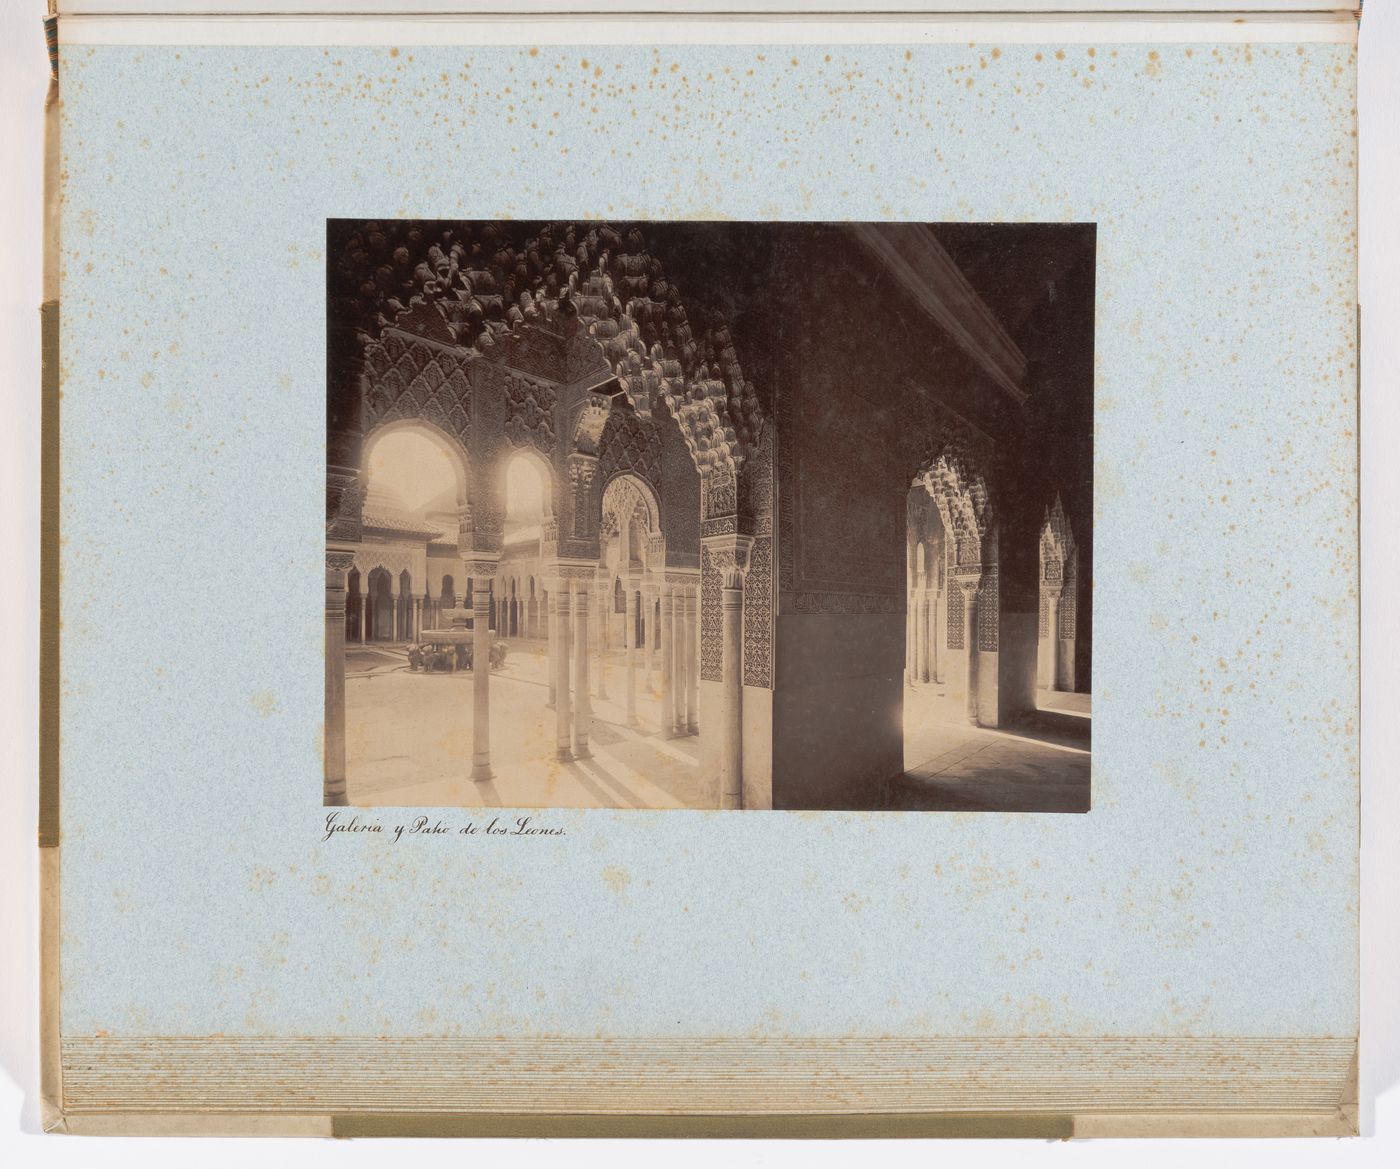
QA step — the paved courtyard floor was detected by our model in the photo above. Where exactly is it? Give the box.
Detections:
[345,639,711,809]
[346,640,1090,813]
[892,683,1091,813]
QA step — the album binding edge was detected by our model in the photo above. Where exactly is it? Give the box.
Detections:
[39,0,65,1138]
[44,1107,1358,1140]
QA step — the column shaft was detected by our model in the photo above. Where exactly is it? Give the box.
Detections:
[930,588,942,683]
[719,584,744,809]
[686,586,699,735]
[555,582,572,760]
[669,586,685,736]
[914,585,929,682]
[645,590,658,693]
[573,583,593,759]
[359,594,367,644]
[963,586,980,726]
[625,585,639,727]
[907,590,918,680]
[324,556,349,806]
[546,587,557,708]
[595,573,609,701]
[472,580,493,781]
[1048,594,1062,692]
[660,585,676,738]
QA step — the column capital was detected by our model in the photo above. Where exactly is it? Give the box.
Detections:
[555,559,598,584]
[664,568,700,589]
[326,471,366,544]
[954,567,983,596]
[462,554,501,579]
[703,533,755,589]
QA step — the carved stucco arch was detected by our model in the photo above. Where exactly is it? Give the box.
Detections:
[331,220,763,480]
[352,546,417,588]
[496,445,559,520]
[360,417,472,510]
[600,471,662,539]
[1040,494,1076,569]
[1039,494,1078,645]
[914,433,995,570]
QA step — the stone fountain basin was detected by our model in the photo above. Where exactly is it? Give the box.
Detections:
[416,627,473,645]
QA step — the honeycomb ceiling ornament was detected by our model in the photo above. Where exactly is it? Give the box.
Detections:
[331,220,763,477]
[916,433,995,561]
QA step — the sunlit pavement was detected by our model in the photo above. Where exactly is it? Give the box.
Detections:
[348,640,1089,812]
[345,639,712,809]
[892,684,1091,813]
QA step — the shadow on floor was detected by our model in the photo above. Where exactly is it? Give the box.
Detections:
[887,767,1090,813]
[997,709,1092,752]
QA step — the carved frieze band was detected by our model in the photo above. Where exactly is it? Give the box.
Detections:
[742,536,773,688]
[502,371,557,453]
[362,331,473,447]
[555,562,601,583]
[792,592,902,615]
[701,468,739,523]
[699,546,721,683]
[701,516,738,538]
[327,472,366,543]
[977,567,999,653]
[567,454,599,541]
[463,559,500,580]
[598,408,662,490]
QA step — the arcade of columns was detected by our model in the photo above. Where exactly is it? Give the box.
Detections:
[905,484,1081,707]
[335,483,709,787]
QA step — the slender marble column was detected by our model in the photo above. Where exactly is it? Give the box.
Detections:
[412,596,421,642]
[924,583,936,682]
[325,551,354,806]
[962,581,980,726]
[391,592,400,642]
[905,587,915,686]
[472,576,493,781]
[669,584,685,736]
[914,583,929,683]
[359,594,367,644]
[545,587,557,709]
[659,582,676,738]
[1047,592,1063,692]
[719,580,744,809]
[930,588,942,684]
[625,582,639,727]
[573,583,593,759]
[645,586,658,693]
[554,581,572,760]
[594,570,609,701]
[685,586,699,735]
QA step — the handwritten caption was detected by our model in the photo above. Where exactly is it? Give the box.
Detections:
[323,810,565,843]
